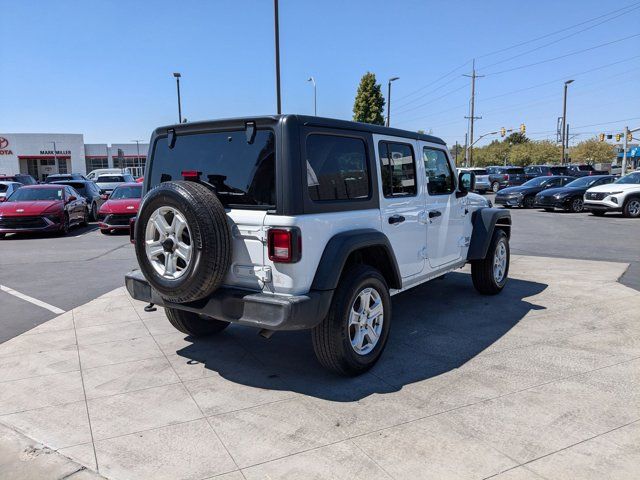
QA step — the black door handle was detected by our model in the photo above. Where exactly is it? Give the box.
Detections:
[428,210,442,218]
[388,215,405,225]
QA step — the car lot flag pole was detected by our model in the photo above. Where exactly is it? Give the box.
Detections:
[274,0,282,114]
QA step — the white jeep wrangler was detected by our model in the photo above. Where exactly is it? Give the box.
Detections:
[126,115,511,375]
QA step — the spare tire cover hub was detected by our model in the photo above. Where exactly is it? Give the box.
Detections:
[145,206,193,280]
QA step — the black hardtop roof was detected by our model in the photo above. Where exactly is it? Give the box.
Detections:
[152,114,446,146]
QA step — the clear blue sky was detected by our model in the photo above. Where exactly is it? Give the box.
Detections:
[1,0,639,147]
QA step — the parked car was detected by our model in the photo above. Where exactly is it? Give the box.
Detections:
[584,171,640,217]
[0,181,22,202]
[458,168,490,193]
[95,173,136,194]
[51,180,104,220]
[534,175,616,212]
[136,176,144,183]
[87,168,131,181]
[98,183,142,234]
[524,165,569,180]
[0,184,88,238]
[43,173,88,183]
[486,166,527,192]
[495,175,576,208]
[565,164,608,177]
[125,114,512,376]
[0,174,38,185]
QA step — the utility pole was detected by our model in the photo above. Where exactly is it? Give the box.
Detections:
[560,79,574,164]
[464,59,483,167]
[274,0,282,114]
[454,141,459,165]
[463,133,468,167]
[622,126,629,176]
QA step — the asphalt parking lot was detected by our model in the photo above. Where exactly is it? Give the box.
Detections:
[1,196,638,343]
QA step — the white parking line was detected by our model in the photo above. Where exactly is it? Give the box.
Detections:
[0,285,65,315]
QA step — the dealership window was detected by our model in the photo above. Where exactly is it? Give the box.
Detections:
[26,159,38,178]
[306,134,370,202]
[57,159,69,174]
[86,157,108,173]
[379,141,416,197]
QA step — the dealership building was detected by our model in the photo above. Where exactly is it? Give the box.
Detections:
[0,133,149,181]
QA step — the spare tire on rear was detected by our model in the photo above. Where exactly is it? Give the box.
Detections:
[134,181,232,303]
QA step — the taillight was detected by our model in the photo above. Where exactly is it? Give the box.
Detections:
[268,228,301,263]
[547,171,552,176]
[504,174,509,181]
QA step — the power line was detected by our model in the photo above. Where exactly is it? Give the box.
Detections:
[485,32,640,76]
[571,117,640,129]
[480,4,640,70]
[393,60,470,103]
[476,1,640,60]
[393,84,468,116]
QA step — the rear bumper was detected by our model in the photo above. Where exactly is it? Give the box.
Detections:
[125,270,333,331]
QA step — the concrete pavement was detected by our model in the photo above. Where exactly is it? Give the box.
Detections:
[0,255,638,479]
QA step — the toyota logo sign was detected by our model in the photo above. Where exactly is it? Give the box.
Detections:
[0,137,8,149]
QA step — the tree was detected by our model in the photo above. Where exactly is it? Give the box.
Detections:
[571,138,616,164]
[504,132,529,145]
[473,140,510,167]
[509,140,560,166]
[353,72,385,125]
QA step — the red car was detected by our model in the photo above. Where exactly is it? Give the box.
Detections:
[0,184,88,238]
[98,182,142,234]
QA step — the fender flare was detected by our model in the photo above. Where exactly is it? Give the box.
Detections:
[467,208,511,260]
[311,229,402,291]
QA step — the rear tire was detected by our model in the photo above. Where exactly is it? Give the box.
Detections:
[622,197,640,218]
[312,265,391,376]
[165,307,229,337]
[471,229,509,295]
[491,182,500,193]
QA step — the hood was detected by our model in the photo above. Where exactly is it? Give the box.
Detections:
[586,183,640,193]
[100,198,141,214]
[0,200,63,216]
[466,192,491,208]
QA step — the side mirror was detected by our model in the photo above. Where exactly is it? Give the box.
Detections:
[67,195,77,202]
[101,193,110,200]
[457,171,475,198]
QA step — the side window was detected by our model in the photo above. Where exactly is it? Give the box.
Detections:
[306,134,370,202]
[378,141,416,197]
[423,147,455,195]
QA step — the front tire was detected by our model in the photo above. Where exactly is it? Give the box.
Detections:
[569,197,584,213]
[622,197,640,218]
[491,182,500,193]
[523,195,535,209]
[58,214,70,236]
[312,265,391,376]
[471,229,509,295]
[165,307,229,337]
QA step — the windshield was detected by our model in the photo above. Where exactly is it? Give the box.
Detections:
[6,188,62,201]
[565,177,599,188]
[522,177,549,187]
[110,185,142,199]
[97,175,124,183]
[149,129,275,208]
[615,172,640,184]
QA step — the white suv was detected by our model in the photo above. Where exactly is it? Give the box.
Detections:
[126,115,511,375]
[584,171,640,218]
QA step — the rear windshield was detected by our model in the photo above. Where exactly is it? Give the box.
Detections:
[97,175,125,183]
[0,185,8,192]
[45,175,72,183]
[471,169,487,175]
[507,168,525,174]
[149,130,275,208]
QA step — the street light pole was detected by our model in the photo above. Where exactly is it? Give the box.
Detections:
[307,77,317,116]
[386,76,399,127]
[561,79,574,165]
[173,73,182,123]
[274,0,282,114]
[131,140,143,176]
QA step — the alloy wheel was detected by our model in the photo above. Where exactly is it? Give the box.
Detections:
[628,199,640,217]
[145,206,193,279]
[348,287,384,355]
[571,198,584,213]
[493,239,507,284]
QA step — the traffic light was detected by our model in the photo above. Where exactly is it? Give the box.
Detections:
[520,123,526,134]
[599,133,605,142]
[500,127,506,137]
[628,132,633,142]
[615,133,622,142]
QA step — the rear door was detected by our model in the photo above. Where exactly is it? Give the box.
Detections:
[374,136,425,278]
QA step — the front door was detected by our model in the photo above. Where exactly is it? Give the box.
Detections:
[375,136,426,278]
[420,143,466,269]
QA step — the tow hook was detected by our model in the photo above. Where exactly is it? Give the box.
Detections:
[144,303,157,312]
[259,329,275,339]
